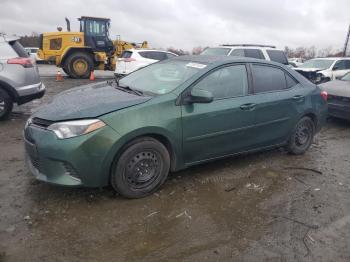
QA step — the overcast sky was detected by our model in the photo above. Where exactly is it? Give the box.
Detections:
[0,0,349,52]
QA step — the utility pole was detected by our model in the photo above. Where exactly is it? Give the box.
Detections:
[343,23,350,57]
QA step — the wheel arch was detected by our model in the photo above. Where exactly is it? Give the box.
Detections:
[102,127,182,187]
[0,80,18,102]
[60,47,95,67]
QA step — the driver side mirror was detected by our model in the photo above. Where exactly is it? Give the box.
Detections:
[184,89,214,104]
[333,66,339,71]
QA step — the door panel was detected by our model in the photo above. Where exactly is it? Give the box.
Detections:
[182,97,257,163]
[252,84,307,147]
[250,64,307,147]
[181,64,256,164]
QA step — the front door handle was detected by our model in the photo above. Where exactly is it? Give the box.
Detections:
[240,103,256,111]
[292,95,305,101]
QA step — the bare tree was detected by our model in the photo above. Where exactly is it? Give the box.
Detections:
[192,46,204,55]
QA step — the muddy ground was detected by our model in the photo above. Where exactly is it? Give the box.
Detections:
[0,77,349,262]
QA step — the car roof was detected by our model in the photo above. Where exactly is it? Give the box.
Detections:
[173,55,284,67]
[127,49,175,53]
[206,45,279,50]
[312,57,350,60]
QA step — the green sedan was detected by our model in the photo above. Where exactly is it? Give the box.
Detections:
[24,56,328,198]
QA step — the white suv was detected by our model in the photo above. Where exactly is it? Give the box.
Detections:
[200,44,289,65]
[115,49,178,78]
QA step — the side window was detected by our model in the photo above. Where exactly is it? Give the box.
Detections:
[285,74,298,89]
[192,65,248,99]
[121,51,133,58]
[244,49,265,59]
[266,50,289,65]
[49,38,62,50]
[229,49,245,57]
[345,60,350,69]
[252,65,287,93]
[333,60,346,70]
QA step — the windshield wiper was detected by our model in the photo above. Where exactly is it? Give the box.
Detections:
[118,85,144,96]
[109,80,143,96]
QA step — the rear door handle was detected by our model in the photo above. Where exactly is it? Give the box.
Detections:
[292,95,305,101]
[240,103,256,111]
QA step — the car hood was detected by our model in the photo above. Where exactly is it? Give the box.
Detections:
[294,67,323,72]
[33,82,152,121]
[319,80,350,97]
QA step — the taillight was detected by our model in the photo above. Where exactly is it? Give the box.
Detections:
[7,57,33,68]
[320,91,328,102]
[124,58,136,62]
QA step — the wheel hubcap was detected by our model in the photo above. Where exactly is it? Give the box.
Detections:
[295,122,311,146]
[0,98,5,114]
[125,151,160,189]
[73,59,88,75]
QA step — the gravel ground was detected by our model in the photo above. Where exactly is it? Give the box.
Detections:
[0,77,349,262]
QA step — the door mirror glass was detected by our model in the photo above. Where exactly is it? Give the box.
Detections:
[186,89,213,104]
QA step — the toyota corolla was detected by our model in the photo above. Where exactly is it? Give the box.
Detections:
[24,56,328,198]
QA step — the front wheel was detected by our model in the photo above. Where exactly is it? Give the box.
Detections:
[287,116,315,155]
[65,52,94,79]
[0,89,13,121]
[111,137,170,198]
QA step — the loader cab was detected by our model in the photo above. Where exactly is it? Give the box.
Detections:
[79,16,114,54]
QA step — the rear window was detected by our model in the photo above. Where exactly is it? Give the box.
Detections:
[139,51,168,61]
[252,65,287,93]
[201,48,231,56]
[244,49,265,59]
[229,49,245,57]
[266,50,288,65]
[121,51,133,58]
[9,41,29,58]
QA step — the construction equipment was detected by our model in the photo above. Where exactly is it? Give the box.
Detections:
[37,16,148,78]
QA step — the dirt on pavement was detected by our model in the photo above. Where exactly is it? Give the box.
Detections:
[0,77,349,262]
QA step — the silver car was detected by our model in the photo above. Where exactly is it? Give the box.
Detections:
[0,35,45,120]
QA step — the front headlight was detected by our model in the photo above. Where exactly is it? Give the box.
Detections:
[48,119,106,139]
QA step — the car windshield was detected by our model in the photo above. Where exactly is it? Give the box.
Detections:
[118,60,205,95]
[340,72,350,81]
[201,48,231,56]
[298,59,334,70]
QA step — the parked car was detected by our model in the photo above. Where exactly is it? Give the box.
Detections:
[114,49,178,78]
[24,47,43,63]
[200,44,289,65]
[0,36,45,120]
[320,72,350,120]
[294,57,350,84]
[288,57,304,67]
[24,56,327,198]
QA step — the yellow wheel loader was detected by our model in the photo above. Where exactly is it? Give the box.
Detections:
[37,16,148,78]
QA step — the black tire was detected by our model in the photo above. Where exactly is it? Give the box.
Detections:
[0,88,13,121]
[65,52,94,79]
[62,66,69,76]
[111,137,170,198]
[287,116,315,155]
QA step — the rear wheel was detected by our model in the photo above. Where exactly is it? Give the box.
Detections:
[0,89,13,121]
[287,116,315,155]
[111,137,170,198]
[65,52,94,79]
